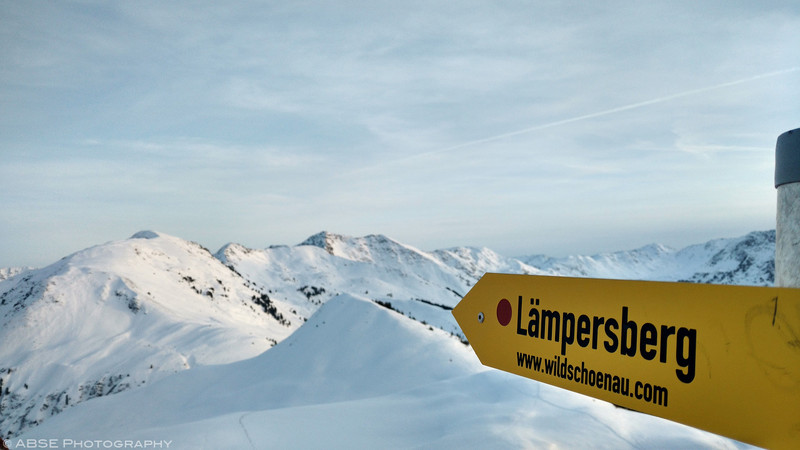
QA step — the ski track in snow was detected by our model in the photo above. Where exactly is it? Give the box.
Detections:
[237,412,255,450]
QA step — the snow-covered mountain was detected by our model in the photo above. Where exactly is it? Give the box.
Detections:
[0,231,296,439]
[215,231,540,339]
[519,230,774,286]
[1,229,774,447]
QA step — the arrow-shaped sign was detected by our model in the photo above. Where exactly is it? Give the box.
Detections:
[452,273,800,449]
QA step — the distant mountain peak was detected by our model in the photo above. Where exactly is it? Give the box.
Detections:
[628,243,675,255]
[214,242,251,264]
[297,231,404,263]
[298,231,342,254]
[130,230,161,240]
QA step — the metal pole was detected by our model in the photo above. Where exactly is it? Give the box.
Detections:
[775,128,800,287]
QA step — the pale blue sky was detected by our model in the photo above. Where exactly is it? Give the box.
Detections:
[2,0,799,268]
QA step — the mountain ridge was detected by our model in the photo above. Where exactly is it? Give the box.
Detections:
[516,230,774,286]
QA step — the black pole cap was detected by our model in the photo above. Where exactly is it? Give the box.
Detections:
[776,128,800,188]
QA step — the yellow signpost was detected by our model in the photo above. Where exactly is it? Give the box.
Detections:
[452,273,800,449]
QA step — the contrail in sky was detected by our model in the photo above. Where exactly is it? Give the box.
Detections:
[423,67,800,157]
[342,67,799,177]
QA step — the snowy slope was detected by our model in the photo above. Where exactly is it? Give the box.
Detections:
[0,231,296,438]
[13,295,747,449]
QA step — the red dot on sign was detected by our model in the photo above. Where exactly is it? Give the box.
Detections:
[497,298,512,326]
